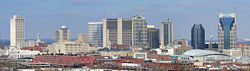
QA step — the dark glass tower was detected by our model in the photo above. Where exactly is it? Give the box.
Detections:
[191,24,205,49]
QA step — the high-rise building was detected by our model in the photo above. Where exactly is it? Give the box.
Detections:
[131,15,148,48]
[191,24,205,49]
[56,26,70,42]
[160,18,173,48]
[78,33,88,43]
[147,25,159,48]
[88,22,103,47]
[10,15,24,47]
[218,10,237,49]
[103,18,132,47]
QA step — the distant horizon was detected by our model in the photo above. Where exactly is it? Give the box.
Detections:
[0,0,250,40]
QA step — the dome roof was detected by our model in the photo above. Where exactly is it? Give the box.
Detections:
[183,49,220,56]
[61,26,67,28]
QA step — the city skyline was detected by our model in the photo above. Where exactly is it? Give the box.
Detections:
[0,0,249,40]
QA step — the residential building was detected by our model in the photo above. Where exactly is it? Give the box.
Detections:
[191,24,205,49]
[161,18,173,48]
[147,25,159,48]
[131,15,148,48]
[218,10,237,49]
[103,18,132,48]
[56,26,70,42]
[10,15,24,47]
[88,22,103,47]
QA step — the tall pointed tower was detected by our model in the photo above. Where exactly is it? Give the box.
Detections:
[218,8,237,49]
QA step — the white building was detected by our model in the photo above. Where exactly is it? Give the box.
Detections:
[223,48,250,57]
[10,15,24,47]
[78,33,88,43]
[179,49,236,63]
[56,26,70,42]
[131,15,148,48]
[8,47,40,60]
[48,40,89,54]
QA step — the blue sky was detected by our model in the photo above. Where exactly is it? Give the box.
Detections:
[0,0,249,40]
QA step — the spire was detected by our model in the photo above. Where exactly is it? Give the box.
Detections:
[36,33,41,42]
[234,1,237,24]
[218,7,220,18]
[234,3,237,18]
[165,18,169,22]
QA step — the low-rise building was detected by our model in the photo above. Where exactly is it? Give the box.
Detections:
[222,48,250,57]
[8,47,40,60]
[32,55,95,67]
[48,40,89,54]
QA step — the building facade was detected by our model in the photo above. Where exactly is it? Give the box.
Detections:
[88,22,103,47]
[10,15,24,47]
[56,26,70,42]
[218,11,237,49]
[160,18,173,48]
[147,25,159,48]
[222,48,250,57]
[78,33,88,42]
[103,18,132,48]
[48,40,89,54]
[191,24,205,49]
[131,15,148,48]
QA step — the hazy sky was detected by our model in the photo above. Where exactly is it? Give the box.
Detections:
[0,0,249,40]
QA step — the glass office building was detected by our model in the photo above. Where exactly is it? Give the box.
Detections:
[191,24,205,49]
[218,12,237,49]
[131,15,148,48]
[160,18,173,48]
[88,22,103,47]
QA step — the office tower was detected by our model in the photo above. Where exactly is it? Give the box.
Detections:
[103,18,132,47]
[131,15,148,48]
[160,18,173,48]
[10,15,24,47]
[78,33,88,42]
[88,22,103,47]
[147,25,160,48]
[218,10,237,49]
[56,26,70,42]
[191,24,205,49]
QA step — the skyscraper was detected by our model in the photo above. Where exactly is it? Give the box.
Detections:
[160,18,173,48]
[131,15,148,48]
[103,18,132,47]
[218,10,237,49]
[56,26,70,42]
[88,22,103,47]
[147,25,159,48]
[191,24,205,49]
[10,15,24,47]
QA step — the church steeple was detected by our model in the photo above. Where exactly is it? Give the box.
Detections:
[36,33,41,42]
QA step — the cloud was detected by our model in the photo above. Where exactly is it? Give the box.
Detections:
[177,1,200,5]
